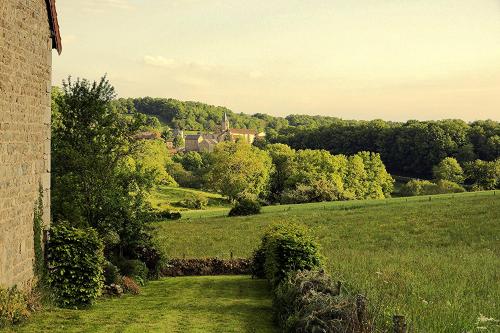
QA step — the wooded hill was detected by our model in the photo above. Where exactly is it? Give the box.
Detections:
[119,97,500,178]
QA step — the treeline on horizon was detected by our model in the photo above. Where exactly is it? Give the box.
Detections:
[118,97,500,178]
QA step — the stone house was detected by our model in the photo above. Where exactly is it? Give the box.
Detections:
[183,113,265,153]
[0,0,61,288]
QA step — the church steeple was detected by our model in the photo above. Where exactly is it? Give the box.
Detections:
[222,112,230,131]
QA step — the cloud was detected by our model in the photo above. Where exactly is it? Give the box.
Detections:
[143,56,214,72]
[144,56,176,68]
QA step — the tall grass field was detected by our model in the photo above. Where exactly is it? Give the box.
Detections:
[153,191,500,332]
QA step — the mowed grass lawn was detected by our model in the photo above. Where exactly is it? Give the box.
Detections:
[154,191,500,332]
[12,276,277,333]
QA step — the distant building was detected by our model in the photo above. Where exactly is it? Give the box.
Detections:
[183,113,265,153]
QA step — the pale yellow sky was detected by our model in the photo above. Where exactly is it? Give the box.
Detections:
[53,0,500,121]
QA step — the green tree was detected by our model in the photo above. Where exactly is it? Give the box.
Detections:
[51,76,153,254]
[173,135,184,148]
[207,141,273,200]
[464,159,500,190]
[433,157,464,183]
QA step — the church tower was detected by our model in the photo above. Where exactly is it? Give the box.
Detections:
[222,112,230,131]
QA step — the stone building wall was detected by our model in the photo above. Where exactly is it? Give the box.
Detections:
[0,0,53,288]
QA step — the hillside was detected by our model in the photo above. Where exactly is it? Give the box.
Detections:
[153,191,500,332]
[148,185,231,212]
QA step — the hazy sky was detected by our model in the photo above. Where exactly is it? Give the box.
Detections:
[53,0,500,121]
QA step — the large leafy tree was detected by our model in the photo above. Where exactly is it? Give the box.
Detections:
[206,141,273,200]
[433,157,464,183]
[51,77,152,252]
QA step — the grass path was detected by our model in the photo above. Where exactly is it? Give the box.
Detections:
[12,276,277,333]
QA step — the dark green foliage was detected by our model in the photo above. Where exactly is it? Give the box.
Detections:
[0,287,31,327]
[47,224,104,308]
[250,248,266,279]
[153,210,182,220]
[273,119,500,178]
[401,179,465,196]
[228,198,261,217]
[463,159,500,190]
[103,262,122,286]
[116,259,149,283]
[134,244,166,279]
[255,223,322,288]
[274,270,365,333]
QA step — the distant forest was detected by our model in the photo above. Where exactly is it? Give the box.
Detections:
[117,97,500,178]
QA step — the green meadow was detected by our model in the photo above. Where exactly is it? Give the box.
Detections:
[154,191,500,332]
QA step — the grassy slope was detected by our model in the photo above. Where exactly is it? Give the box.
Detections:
[12,276,277,333]
[153,191,500,332]
[149,185,230,212]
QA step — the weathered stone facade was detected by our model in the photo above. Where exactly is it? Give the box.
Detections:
[0,0,60,288]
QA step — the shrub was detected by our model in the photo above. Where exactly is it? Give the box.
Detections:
[121,277,141,295]
[178,194,208,210]
[401,179,465,196]
[435,180,465,194]
[116,259,149,283]
[135,244,166,279]
[464,159,500,190]
[47,223,104,308]
[103,261,122,285]
[274,270,365,333]
[153,210,181,221]
[400,179,436,196]
[433,157,464,183]
[255,223,322,288]
[0,286,31,327]
[228,198,261,217]
[250,248,267,279]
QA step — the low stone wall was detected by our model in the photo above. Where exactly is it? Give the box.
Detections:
[162,258,251,277]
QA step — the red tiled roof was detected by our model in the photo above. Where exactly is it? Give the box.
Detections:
[45,0,62,54]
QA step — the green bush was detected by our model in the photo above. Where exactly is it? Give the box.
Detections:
[433,157,464,183]
[255,223,322,288]
[116,259,149,283]
[0,287,31,327]
[103,261,122,286]
[47,224,104,308]
[250,248,267,279]
[153,210,182,221]
[274,270,363,333]
[435,180,466,194]
[400,179,436,196]
[401,179,465,196]
[228,198,261,217]
[135,244,167,279]
[179,194,208,210]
